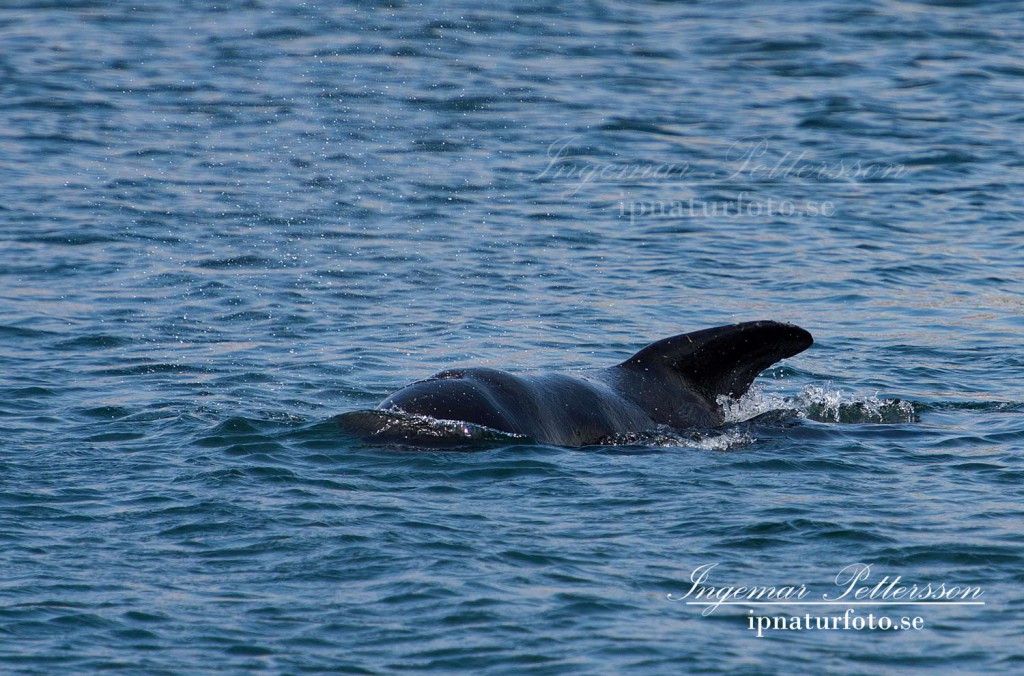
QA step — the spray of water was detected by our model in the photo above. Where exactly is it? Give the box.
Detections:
[597,426,754,450]
[719,384,919,425]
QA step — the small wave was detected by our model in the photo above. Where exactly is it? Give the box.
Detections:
[53,335,133,350]
[195,255,274,269]
[596,427,753,451]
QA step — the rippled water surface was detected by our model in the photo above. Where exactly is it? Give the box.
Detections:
[2,1,1023,673]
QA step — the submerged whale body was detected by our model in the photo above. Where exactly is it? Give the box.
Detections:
[338,321,813,447]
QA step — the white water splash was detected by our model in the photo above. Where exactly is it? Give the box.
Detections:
[690,430,755,451]
[796,385,918,423]
[718,384,919,425]
[718,385,792,424]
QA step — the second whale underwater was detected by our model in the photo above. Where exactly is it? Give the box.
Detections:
[338,320,813,447]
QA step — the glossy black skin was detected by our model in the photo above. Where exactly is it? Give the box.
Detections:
[379,365,720,447]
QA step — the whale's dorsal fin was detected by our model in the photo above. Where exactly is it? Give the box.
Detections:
[619,321,813,400]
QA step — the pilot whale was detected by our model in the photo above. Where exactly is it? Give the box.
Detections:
[338,320,812,447]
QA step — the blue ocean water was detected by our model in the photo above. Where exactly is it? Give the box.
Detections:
[2,0,1023,672]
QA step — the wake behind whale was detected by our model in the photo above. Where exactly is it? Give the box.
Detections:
[338,320,813,447]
